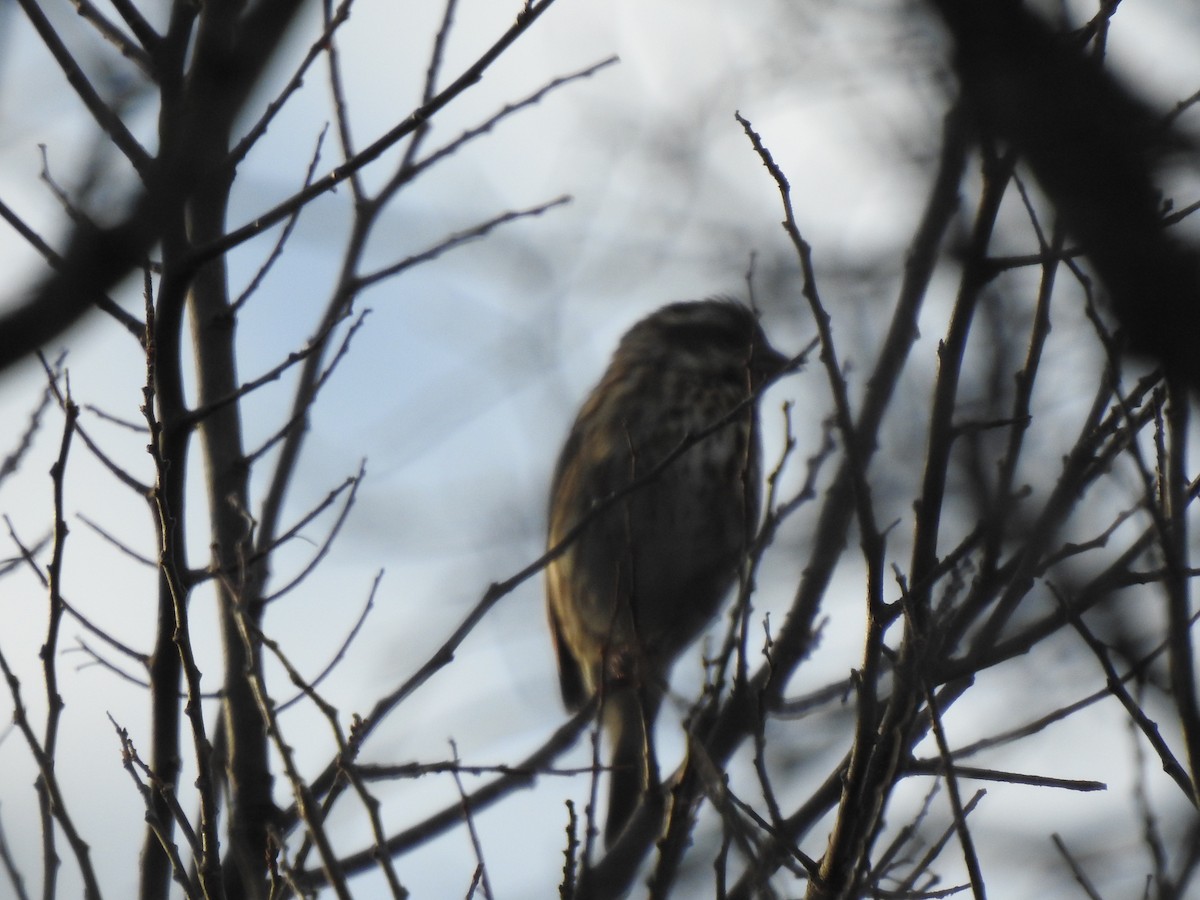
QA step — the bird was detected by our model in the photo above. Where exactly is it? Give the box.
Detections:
[545,298,787,846]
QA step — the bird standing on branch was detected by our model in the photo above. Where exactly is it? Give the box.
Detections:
[545,299,788,846]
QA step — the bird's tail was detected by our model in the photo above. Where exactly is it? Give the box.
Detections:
[603,686,659,846]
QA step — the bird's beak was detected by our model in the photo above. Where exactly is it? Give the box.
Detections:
[751,342,791,387]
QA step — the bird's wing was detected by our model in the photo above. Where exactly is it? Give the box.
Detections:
[546,589,589,710]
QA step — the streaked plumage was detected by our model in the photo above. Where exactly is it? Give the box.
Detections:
[546,299,786,845]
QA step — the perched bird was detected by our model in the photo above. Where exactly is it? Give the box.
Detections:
[545,299,787,845]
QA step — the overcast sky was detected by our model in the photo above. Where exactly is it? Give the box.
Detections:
[2,0,1200,896]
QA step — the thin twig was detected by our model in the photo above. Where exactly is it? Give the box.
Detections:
[0,646,103,900]
[292,703,597,891]
[1051,834,1104,900]
[1162,378,1200,798]
[261,464,364,604]
[0,366,57,487]
[355,196,571,291]
[38,368,79,899]
[191,0,570,265]
[243,310,371,468]
[396,0,459,173]
[13,0,151,176]
[321,0,366,202]
[71,639,151,688]
[920,678,986,899]
[227,586,354,900]
[1057,585,1197,805]
[77,513,156,567]
[228,0,354,168]
[109,716,200,898]
[905,760,1105,793]
[291,662,406,897]
[42,362,152,495]
[0,198,143,340]
[0,803,33,900]
[82,403,149,432]
[276,569,382,714]
[101,0,160,52]
[377,55,618,206]
[450,739,495,900]
[232,125,329,313]
[896,791,986,898]
[3,517,51,587]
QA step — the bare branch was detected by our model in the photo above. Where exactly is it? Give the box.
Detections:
[13,0,151,176]
[355,196,571,291]
[232,126,330,313]
[0,644,102,900]
[377,55,619,205]
[109,716,200,898]
[450,739,496,900]
[0,807,32,900]
[190,0,570,265]
[396,0,460,173]
[1058,585,1197,805]
[293,704,597,891]
[0,376,56,488]
[276,570,382,714]
[1051,834,1105,900]
[0,197,144,343]
[228,1,353,168]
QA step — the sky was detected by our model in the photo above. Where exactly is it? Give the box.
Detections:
[2,0,1200,896]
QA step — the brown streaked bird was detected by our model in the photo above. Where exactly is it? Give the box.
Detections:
[545,298,787,846]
